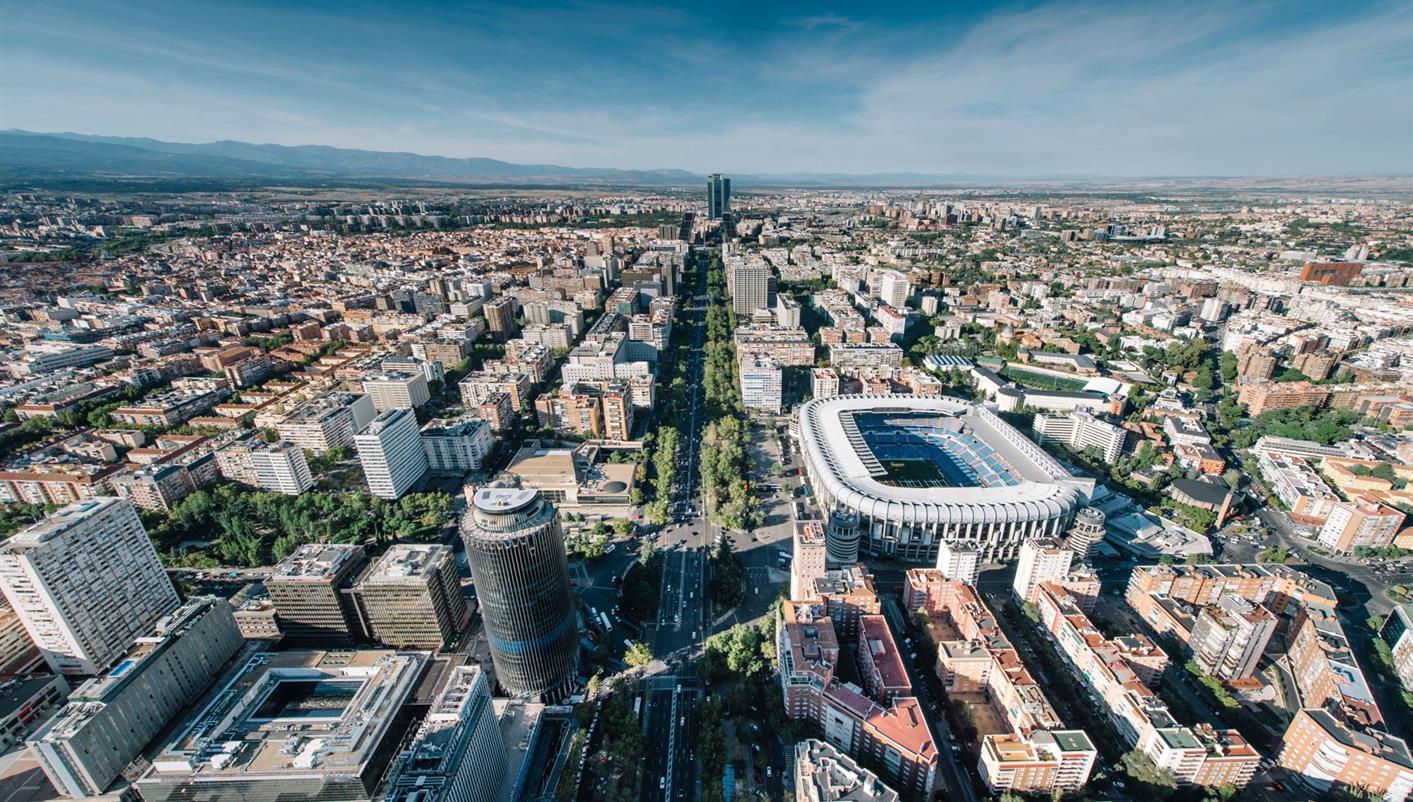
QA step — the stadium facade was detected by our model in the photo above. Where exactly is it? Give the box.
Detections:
[798,395,1092,563]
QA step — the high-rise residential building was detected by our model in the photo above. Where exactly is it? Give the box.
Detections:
[216,439,314,494]
[383,665,508,802]
[1190,596,1277,680]
[0,497,179,675]
[874,270,913,309]
[484,296,519,340]
[776,295,802,328]
[355,408,429,500]
[1236,343,1278,381]
[728,259,770,315]
[277,392,377,453]
[740,356,783,414]
[362,371,431,412]
[421,415,495,475]
[353,544,465,649]
[792,522,828,600]
[1383,604,1413,692]
[811,368,841,400]
[265,543,367,646]
[1318,497,1405,553]
[795,738,899,802]
[1032,411,1126,464]
[707,173,731,220]
[1012,538,1073,606]
[1065,506,1106,561]
[934,540,981,586]
[460,486,578,701]
[1279,709,1413,800]
[28,598,243,799]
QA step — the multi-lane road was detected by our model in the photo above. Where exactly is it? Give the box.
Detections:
[641,252,713,802]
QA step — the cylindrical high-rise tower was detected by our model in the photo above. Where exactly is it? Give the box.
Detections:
[1067,506,1106,561]
[461,486,577,701]
[825,508,861,566]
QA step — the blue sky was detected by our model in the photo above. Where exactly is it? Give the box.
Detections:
[2,0,1410,176]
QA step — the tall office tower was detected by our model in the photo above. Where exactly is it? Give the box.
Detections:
[1066,507,1106,561]
[362,371,431,411]
[265,543,367,646]
[1011,538,1073,605]
[1190,596,1277,680]
[0,497,179,675]
[825,508,861,566]
[383,665,508,802]
[460,487,578,701]
[934,540,981,586]
[729,260,770,315]
[707,173,731,220]
[355,408,429,500]
[353,544,465,649]
[28,598,243,799]
[792,522,829,601]
[484,296,520,340]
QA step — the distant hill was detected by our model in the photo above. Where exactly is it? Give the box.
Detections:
[0,130,702,186]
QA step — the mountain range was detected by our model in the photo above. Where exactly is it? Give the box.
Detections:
[2,130,1409,192]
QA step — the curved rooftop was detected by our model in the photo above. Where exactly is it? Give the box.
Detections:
[798,395,1083,526]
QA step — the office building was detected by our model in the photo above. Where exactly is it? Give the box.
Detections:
[265,543,367,646]
[136,650,427,802]
[28,598,243,799]
[0,497,179,675]
[421,415,495,475]
[1012,538,1074,606]
[1190,596,1277,680]
[1032,411,1126,464]
[383,666,508,802]
[216,439,314,494]
[277,392,377,453]
[794,738,899,802]
[934,540,980,586]
[355,408,429,500]
[1318,497,1406,553]
[0,675,67,754]
[707,173,731,220]
[362,371,431,412]
[353,545,465,649]
[728,259,770,315]
[460,487,578,701]
[740,356,783,414]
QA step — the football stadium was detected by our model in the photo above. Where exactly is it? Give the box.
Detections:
[798,395,1093,563]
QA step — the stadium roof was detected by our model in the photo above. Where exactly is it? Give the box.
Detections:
[799,395,1086,526]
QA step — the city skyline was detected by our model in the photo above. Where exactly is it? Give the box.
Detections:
[2,0,1410,177]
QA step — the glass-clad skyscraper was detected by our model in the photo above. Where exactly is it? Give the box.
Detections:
[707,173,731,220]
[460,486,577,701]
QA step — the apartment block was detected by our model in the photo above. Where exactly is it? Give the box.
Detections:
[0,498,179,675]
[355,408,429,500]
[1318,497,1406,554]
[277,392,377,453]
[421,415,495,475]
